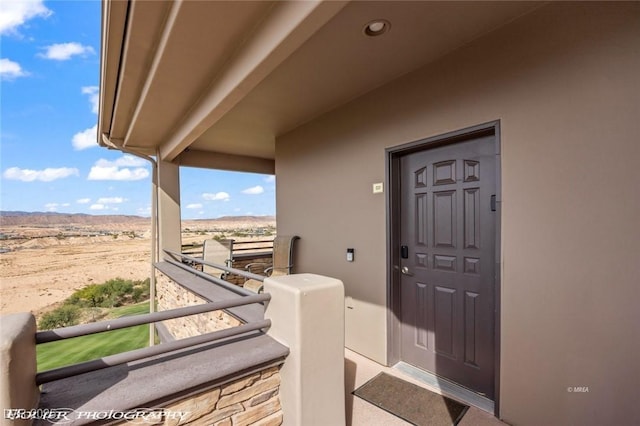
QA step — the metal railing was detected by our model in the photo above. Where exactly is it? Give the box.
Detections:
[180,238,274,255]
[231,239,274,253]
[36,253,272,386]
[36,294,270,385]
[164,249,265,294]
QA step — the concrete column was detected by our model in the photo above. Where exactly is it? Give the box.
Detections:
[264,274,345,426]
[156,160,181,254]
[154,159,181,345]
[0,313,39,426]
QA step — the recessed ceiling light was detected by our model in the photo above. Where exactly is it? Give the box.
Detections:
[363,19,390,37]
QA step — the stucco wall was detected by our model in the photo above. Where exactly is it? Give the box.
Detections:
[275,2,639,425]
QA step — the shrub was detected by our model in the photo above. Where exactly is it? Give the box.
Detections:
[64,293,82,306]
[132,287,145,303]
[74,284,105,308]
[68,278,149,308]
[131,279,150,303]
[39,305,81,330]
[100,278,133,307]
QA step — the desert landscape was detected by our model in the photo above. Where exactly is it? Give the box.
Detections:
[0,212,275,316]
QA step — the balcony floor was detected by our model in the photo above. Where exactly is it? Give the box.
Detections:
[345,349,507,426]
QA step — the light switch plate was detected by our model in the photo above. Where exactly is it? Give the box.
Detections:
[373,182,384,194]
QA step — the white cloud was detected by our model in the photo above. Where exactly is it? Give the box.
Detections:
[43,202,70,211]
[89,203,118,212]
[264,175,276,183]
[202,192,230,202]
[105,155,146,167]
[0,58,28,80]
[81,86,99,114]
[3,166,79,182]
[137,206,151,216]
[96,197,125,204]
[39,42,94,61]
[87,156,149,181]
[77,198,91,204]
[88,166,149,181]
[0,0,52,36]
[186,203,203,209]
[72,124,98,150]
[242,185,264,195]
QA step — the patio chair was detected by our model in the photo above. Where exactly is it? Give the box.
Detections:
[202,238,233,278]
[244,235,299,293]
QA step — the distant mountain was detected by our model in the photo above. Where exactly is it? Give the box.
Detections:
[0,211,148,227]
[0,212,275,227]
[200,215,276,223]
[1,211,93,217]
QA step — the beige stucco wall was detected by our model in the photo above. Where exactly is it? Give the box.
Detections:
[275,2,639,425]
[0,313,39,426]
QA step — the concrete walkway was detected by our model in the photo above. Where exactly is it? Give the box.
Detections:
[345,349,508,426]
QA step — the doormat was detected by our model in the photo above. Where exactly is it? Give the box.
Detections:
[353,372,469,426]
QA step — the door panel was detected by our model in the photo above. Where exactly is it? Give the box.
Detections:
[399,135,496,399]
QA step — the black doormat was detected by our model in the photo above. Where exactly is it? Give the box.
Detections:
[353,372,469,426]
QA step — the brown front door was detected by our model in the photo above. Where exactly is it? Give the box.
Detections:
[398,134,496,399]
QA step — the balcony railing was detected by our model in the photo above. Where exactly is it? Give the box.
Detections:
[34,250,270,387]
[164,247,264,289]
[2,249,344,425]
[35,294,271,385]
[181,238,274,258]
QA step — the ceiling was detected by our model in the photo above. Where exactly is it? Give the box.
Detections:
[99,1,542,172]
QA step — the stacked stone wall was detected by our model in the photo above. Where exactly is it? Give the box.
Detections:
[156,271,241,339]
[118,366,283,426]
[153,266,284,425]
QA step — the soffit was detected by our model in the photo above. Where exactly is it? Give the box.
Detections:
[106,0,276,148]
[102,1,542,160]
[188,1,542,159]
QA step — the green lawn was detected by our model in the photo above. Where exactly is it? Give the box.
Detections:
[37,302,151,372]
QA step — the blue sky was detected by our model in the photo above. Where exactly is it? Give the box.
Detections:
[0,1,275,219]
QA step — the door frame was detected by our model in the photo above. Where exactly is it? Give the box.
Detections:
[385,120,502,415]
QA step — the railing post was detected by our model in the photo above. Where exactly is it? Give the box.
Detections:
[264,274,345,426]
[0,313,39,425]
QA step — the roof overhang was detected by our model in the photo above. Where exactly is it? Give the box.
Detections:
[99,0,542,173]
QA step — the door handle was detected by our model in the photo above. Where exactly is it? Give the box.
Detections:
[401,266,414,276]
